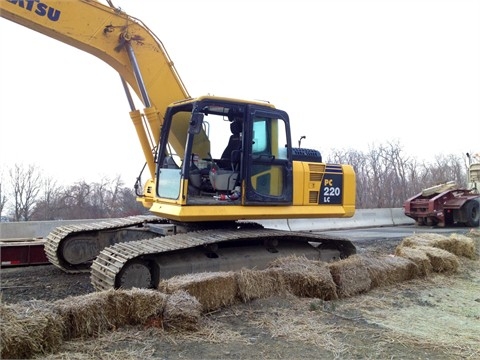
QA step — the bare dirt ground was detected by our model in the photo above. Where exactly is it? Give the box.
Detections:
[1,234,479,360]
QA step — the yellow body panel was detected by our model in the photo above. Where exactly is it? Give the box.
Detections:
[149,161,356,221]
[149,202,355,222]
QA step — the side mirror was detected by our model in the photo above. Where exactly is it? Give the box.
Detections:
[189,112,204,134]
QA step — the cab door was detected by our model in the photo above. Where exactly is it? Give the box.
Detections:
[244,107,293,205]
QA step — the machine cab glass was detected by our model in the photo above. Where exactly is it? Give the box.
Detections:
[155,98,293,206]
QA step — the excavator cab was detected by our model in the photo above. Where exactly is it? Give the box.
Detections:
[146,95,355,223]
[154,96,293,208]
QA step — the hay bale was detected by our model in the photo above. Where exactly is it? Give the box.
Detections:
[0,300,64,359]
[268,255,338,300]
[401,233,447,246]
[359,254,420,288]
[415,246,459,273]
[399,233,476,259]
[120,288,167,324]
[235,268,286,302]
[53,291,114,339]
[158,271,238,313]
[163,290,202,331]
[466,229,480,254]
[442,234,476,259]
[53,289,167,339]
[395,246,432,276]
[468,228,480,238]
[328,255,371,298]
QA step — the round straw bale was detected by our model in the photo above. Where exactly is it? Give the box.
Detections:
[163,290,202,331]
[394,246,432,276]
[235,268,285,302]
[1,300,64,359]
[414,245,459,273]
[358,254,420,288]
[158,271,238,313]
[328,255,371,298]
[268,255,338,300]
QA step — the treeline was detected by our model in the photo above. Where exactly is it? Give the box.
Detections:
[0,141,472,221]
[328,141,469,208]
[0,165,147,221]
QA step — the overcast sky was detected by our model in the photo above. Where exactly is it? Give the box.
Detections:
[1,0,479,186]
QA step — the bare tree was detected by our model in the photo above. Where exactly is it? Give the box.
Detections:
[89,176,147,218]
[327,148,370,208]
[100,175,127,217]
[30,177,64,220]
[89,176,118,218]
[376,141,411,207]
[116,186,150,216]
[9,164,42,221]
[29,176,146,220]
[58,181,94,219]
[326,142,470,209]
[0,180,8,219]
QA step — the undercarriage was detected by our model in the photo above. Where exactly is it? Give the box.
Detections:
[44,216,356,291]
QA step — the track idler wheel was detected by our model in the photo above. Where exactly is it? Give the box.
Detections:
[115,259,159,289]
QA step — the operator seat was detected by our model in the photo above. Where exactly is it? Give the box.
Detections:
[210,119,242,192]
[220,120,242,170]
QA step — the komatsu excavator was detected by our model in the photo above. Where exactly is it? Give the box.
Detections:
[1,0,357,291]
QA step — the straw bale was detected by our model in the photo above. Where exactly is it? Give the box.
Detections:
[442,234,476,259]
[328,255,371,298]
[468,228,480,237]
[158,271,238,313]
[53,289,167,339]
[414,246,459,273]
[394,246,432,276]
[268,255,338,300]
[235,268,286,302]
[163,290,202,331]
[52,291,113,339]
[121,288,168,324]
[401,233,447,246]
[399,233,476,259]
[1,300,64,359]
[358,254,420,288]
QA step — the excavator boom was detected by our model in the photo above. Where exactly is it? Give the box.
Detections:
[1,0,188,179]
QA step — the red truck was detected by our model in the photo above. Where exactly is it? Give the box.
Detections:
[404,153,480,227]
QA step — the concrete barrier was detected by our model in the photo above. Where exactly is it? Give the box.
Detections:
[257,208,413,232]
[0,209,414,239]
[0,219,99,239]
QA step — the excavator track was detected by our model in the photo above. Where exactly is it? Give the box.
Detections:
[91,228,356,291]
[44,215,165,273]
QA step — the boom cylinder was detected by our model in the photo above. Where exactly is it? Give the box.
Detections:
[129,109,156,178]
[144,106,162,145]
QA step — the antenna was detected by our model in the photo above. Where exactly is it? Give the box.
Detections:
[298,136,306,148]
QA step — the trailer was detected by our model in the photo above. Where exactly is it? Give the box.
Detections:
[0,238,49,267]
[404,153,480,228]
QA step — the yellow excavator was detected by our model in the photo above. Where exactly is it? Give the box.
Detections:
[1,0,356,291]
